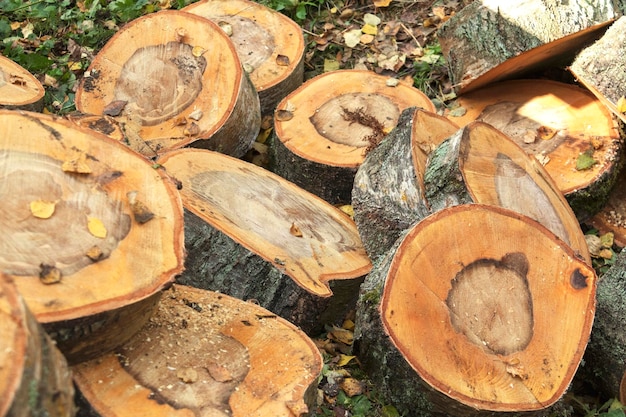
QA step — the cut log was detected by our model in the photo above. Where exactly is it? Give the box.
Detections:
[570,16,626,124]
[67,113,125,142]
[437,0,616,93]
[352,107,459,262]
[424,120,591,263]
[270,69,435,205]
[573,247,626,405]
[0,110,185,363]
[0,273,75,417]
[354,203,596,416]
[0,54,45,111]
[443,79,623,221]
[157,148,372,334]
[183,0,305,116]
[73,284,323,417]
[75,10,260,159]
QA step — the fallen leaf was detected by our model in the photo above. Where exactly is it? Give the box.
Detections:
[290,222,303,237]
[275,109,294,121]
[361,23,377,35]
[343,29,362,48]
[617,96,626,113]
[576,149,597,171]
[341,377,364,396]
[127,191,155,224]
[276,54,290,66]
[30,200,56,219]
[537,125,557,140]
[363,13,381,26]
[39,264,62,285]
[192,46,206,57]
[373,0,392,7]
[218,21,233,36]
[62,152,92,174]
[337,354,356,367]
[324,58,340,72]
[103,100,127,117]
[188,109,203,121]
[87,217,107,238]
[86,246,104,261]
[183,122,200,136]
[360,33,375,44]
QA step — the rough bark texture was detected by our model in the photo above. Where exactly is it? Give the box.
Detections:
[73,284,323,417]
[570,16,626,123]
[438,0,616,93]
[354,205,593,416]
[574,248,626,403]
[183,0,304,116]
[1,274,75,417]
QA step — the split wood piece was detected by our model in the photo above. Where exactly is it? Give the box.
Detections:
[270,69,435,205]
[354,204,597,417]
[0,273,75,417]
[437,0,616,94]
[570,16,626,124]
[443,79,623,221]
[425,120,591,264]
[183,0,305,116]
[352,107,458,263]
[73,284,323,417]
[573,247,626,405]
[0,54,45,111]
[0,110,185,364]
[157,148,372,334]
[75,10,260,159]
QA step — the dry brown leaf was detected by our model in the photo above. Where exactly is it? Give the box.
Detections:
[276,54,290,66]
[103,100,127,117]
[39,264,62,285]
[275,109,294,121]
[290,223,303,237]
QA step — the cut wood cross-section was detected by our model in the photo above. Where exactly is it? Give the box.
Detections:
[157,148,372,334]
[354,204,597,417]
[0,273,75,417]
[352,107,459,262]
[444,79,623,221]
[73,285,323,417]
[437,0,616,93]
[0,54,45,111]
[183,0,305,116]
[271,69,435,205]
[76,10,260,158]
[0,110,185,364]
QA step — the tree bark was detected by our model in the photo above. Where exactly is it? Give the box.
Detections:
[353,204,596,416]
[352,107,458,263]
[443,79,623,221]
[1,273,75,417]
[183,0,304,116]
[270,69,435,205]
[438,0,616,94]
[73,284,323,417]
[424,120,591,264]
[0,110,185,364]
[0,54,44,111]
[574,247,626,405]
[75,10,260,159]
[587,165,626,247]
[157,148,372,334]
[570,16,626,124]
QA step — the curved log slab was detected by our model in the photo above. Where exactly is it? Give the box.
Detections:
[73,284,322,417]
[425,121,590,263]
[352,107,458,262]
[76,10,260,158]
[270,69,435,205]
[0,110,185,363]
[183,0,304,116]
[1,273,75,417]
[0,54,45,111]
[574,248,626,405]
[437,0,616,93]
[354,204,596,416]
[570,16,626,124]
[157,148,372,334]
[443,79,623,221]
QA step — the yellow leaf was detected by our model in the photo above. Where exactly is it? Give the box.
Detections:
[617,96,626,113]
[361,23,378,35]
[30,200,56,219]
[192,46,206,57]
[87,217,107,238]
[337,204,354,218]
[62,152,92,174]
[337,354,356,367]
[373,0,392,6]
[290,222,303,237]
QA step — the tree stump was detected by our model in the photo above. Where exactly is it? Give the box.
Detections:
[354,204,596,417]
[437,0,616,93]
[270,69,435,205]
[443,79,623,221]
[73,284,323,417]
[0,110,185,364]
[424,120,591,264]
[183,0,305,116]
[574,246,626,405]
[75,10,260,159]
[157,148,372,334]
[0,54,45,111]
[0,273,75,417]
[352,107,459,263]
[570,16,626,124]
